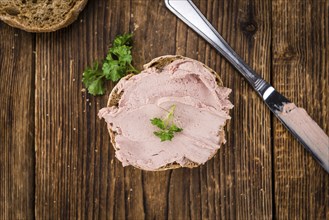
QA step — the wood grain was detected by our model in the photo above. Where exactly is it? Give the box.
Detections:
[214,0,273,219]
[0,24,35,219]
[34,0,273,219]
[174,0,274,219]
[1,0,328,219]
[272,0,329,219]
[33,0,143,219]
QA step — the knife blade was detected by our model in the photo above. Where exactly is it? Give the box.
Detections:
[165,0,329,173]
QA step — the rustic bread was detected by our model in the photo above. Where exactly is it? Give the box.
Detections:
[106,55,226,171]
[0,0,88,32]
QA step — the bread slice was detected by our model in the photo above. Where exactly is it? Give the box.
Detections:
[106,55,227,171]
[0,0,88,32]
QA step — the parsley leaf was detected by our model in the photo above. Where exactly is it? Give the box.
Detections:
[150,105,183,142]
[82,33,139,96]
[154,130,175,142]
[82,62,104,95]
[113,33,133,47]
[151,118,166,130]
[109,45,132,64]
[102,60,124,81]
[87,78,105,96]
[169,124,183,132]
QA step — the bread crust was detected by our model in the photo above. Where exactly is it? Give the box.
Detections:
[0,0,88,32]
[107,55,225,171]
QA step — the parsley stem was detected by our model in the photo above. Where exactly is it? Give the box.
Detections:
[97,75,105,80]
[128,63,140,74]
[164,105,176,128]
[150,104,183,142]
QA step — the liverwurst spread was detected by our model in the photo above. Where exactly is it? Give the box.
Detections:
[277,103,329,162]
[99,57,233,170]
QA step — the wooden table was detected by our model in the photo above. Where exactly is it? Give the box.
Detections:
[1,0,328,219]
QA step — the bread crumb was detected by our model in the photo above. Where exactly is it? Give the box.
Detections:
[133,23,139,31]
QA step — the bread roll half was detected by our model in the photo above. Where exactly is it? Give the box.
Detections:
[99,55,233,171]
[0,0,88,32]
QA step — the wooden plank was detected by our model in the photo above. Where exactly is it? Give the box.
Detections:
[34,0,274,219]
[215,0,273,219]
[272,0,329,219]
[130,1,177,219]
[171,0,273,219]
[0,23,35,219]
[34,0,144,219]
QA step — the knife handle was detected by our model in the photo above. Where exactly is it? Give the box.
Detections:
[165,0,270,96]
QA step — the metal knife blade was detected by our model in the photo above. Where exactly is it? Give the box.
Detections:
[165,0,329,173]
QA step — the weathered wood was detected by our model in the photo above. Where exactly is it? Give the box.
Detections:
[0,0,327,219]
[0,23,35,219]
[131,1,177,219]
[272,0,329,219]
[33,0,274,219]
[33,0,142,219]
[201,0,273,219]
[170,0,274,219]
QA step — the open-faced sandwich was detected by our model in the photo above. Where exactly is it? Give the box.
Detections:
[99,55,233,171]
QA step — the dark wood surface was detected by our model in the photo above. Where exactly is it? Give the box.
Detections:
[0,0,328,219]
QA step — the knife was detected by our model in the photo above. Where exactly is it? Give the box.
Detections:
[165,0,329,173]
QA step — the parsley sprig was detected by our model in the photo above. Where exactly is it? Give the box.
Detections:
[82,33,139,96]
[150,105,183,142]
